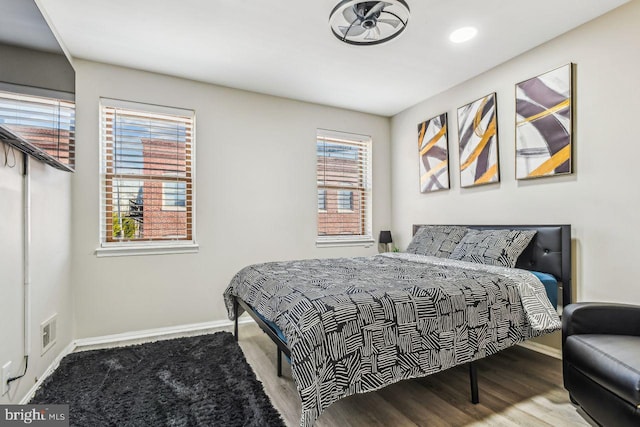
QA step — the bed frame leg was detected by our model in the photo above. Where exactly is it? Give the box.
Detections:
[469,361,479,404]
[233,297,239,341]
[277,348,283,377]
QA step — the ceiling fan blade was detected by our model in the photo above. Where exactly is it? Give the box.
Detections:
[364,26,381,41]
[339,24,366,37]
[378,18,401,28]
[365,2,387,19]
[342,5,357,23]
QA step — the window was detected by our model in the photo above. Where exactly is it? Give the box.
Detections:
[0,90,75,169]
[316,129,372,245]
[99,99,196,255]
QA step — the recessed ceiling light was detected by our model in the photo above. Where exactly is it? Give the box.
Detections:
[449,26,477,43]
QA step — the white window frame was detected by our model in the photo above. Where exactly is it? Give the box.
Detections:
[96,98,197,257]
[316,128,373,247]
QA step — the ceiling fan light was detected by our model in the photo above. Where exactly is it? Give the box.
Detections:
[329,0,410,46]
[449,26,478,43]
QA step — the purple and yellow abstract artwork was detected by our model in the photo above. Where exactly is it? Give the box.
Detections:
[418,113,449,192]
[457,93,500,187]
[516,64,572,179]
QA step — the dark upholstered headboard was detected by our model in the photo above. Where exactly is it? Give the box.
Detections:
[412,224,572,306]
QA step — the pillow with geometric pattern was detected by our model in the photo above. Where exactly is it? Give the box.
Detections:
[406,225,469,258]
[449,229,536,268]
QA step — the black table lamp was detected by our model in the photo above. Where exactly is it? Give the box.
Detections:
[379,230,392,252]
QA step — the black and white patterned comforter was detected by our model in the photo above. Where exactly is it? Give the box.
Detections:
[224,253,561,426]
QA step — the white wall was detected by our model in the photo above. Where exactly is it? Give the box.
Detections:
[0,39,75,405]
[0,43,74,94]
[0,153,73,404]
[391,1,640,310]
[72,60,391,338]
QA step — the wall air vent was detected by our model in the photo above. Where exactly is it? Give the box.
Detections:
[41,314,57,355]
[0,125,73,172]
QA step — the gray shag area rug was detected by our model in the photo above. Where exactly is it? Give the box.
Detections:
[30,331,285,427]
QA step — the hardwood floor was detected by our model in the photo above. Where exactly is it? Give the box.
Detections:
[237,323,593,427]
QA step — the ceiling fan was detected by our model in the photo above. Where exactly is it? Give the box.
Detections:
[329,1,410,46]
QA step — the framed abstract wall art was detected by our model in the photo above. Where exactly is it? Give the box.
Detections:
[515,63,573,179]
[457,93,500,187]
[418,113,449,192]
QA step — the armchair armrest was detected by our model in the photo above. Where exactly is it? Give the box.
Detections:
[562,303,640,344]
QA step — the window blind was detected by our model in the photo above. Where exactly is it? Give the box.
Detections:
[0,90,75,170]
[316,129,372,243]
[100,101,194,244]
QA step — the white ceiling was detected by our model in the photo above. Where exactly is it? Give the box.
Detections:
[37,0,628,116]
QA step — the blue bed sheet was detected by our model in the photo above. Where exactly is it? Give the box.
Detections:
[253,309,287,343]
[531,271,558,309]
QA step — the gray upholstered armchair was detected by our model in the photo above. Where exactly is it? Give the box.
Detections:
[562,303,640,426]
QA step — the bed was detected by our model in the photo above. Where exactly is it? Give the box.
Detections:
[224,224,571,427]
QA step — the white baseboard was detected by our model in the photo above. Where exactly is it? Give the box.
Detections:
[518,340,562,360]
[74,317,253,352]
[20,341,76,404]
